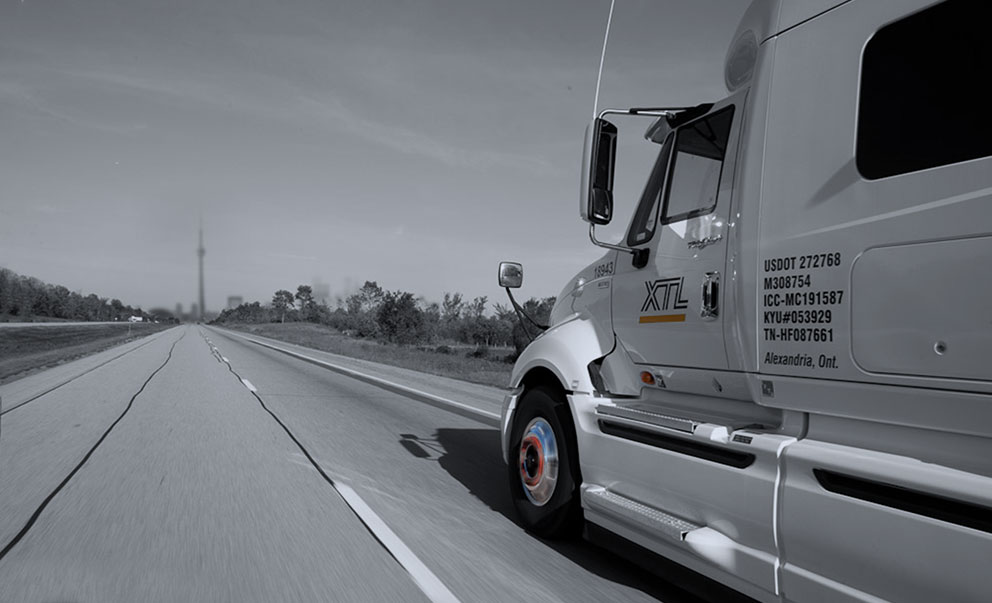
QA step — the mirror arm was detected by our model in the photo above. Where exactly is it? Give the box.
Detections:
[505,287,548,341]
[588,223,630,253]
[589,225,650,268]
[588,224,650,268]
[598,107,690,119]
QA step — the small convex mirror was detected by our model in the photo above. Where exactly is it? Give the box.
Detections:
[644,116,672,144]
[580,117,617,226]
[498,262,523,288]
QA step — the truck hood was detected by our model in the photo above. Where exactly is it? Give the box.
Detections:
[548,250,617,329]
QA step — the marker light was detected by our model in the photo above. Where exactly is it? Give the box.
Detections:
[725,30,757,91]
[640,371,655,385]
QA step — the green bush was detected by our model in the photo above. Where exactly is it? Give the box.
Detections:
[467,345,489,359]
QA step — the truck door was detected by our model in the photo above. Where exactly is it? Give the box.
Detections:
[611,96,742,370]
[590,94,790,596]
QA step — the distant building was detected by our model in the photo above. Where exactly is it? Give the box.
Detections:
[227,296,243,310]
[197,224,206,321]
[313,278,331,305]
[175,303,183,318]
[191,302,199,321]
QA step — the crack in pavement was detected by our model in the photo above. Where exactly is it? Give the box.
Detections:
[0,329,187,562]
[197,328,459,603]
[1,329,173,416]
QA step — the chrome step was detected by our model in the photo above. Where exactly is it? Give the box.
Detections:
[582,486,701,541]
[596,404,697,433]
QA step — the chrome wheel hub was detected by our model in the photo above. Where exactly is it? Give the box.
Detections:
[518,417,559,506]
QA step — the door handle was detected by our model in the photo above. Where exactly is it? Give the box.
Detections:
[701,272,720,320]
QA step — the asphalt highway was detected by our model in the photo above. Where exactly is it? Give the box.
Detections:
[0,324,712,602]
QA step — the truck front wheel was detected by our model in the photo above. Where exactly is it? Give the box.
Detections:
[507,386,583,538]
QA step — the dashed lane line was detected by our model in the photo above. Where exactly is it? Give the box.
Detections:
[210,329,499,427]
[197,330,460,603]
[333,481,459,603]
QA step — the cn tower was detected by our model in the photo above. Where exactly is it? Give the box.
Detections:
[197,222,206,321]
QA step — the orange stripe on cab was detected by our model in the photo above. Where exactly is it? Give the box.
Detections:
[639,314,686,324]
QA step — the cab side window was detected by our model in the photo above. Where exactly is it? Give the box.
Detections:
[661,107,734,225]
[857,0,992,179]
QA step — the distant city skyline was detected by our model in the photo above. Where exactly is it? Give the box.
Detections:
[0,0,747,312]
[198,223,206,320]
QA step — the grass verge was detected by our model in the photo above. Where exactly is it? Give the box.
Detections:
[0,323,171,384]
[223,322,514,389]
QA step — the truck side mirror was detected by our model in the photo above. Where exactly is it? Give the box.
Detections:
[498,262,523,288]
[580,117,617,225]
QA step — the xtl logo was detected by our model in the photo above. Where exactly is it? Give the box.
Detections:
[642,277,689,312]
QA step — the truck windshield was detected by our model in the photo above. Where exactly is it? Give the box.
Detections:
[626,132,674,247]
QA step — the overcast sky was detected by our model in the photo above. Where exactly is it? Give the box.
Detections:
[0,0,746,314]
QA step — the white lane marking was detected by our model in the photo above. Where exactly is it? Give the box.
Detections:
[222,333,499,423]
[287,455,409,505]
[211,329,459,602]
[283,454,460,601]
[333,482,460,603]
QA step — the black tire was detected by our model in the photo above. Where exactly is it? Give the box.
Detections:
[507,385,583,539]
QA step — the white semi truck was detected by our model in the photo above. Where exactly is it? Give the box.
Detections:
[497,1,991,601]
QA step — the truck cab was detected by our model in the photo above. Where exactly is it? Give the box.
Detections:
[499,1,992,601]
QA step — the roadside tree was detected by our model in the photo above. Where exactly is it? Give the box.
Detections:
[272,289,295,323]
[295,285,318,321]
[345,281,384,337]
[376,290,428,345]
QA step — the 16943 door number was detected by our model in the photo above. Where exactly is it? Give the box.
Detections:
[594,261,614,278]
